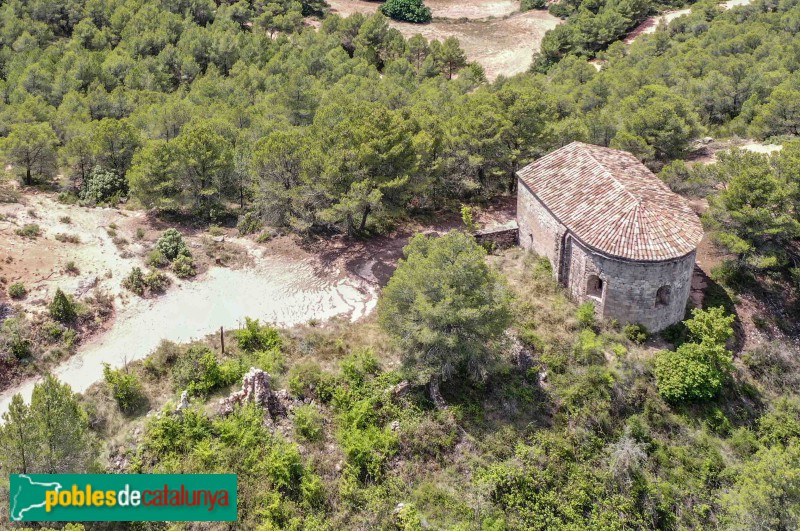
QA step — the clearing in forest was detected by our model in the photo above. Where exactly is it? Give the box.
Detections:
[325,0,561,80]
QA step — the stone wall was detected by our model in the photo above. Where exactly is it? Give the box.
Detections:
[474,226,519,249]
[516,180,566,269]
[567,237,695,331]
[515,175,696,332]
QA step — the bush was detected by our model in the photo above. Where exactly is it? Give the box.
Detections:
[64,260,79,274]
[156,228,190,261]
[235,317,281,353]
[340,426,398,482]
[548,2,571,18]
[103,364,146,414]
[15,224,41,239]
[623,323,648,344]
[288,361,323,399]
[122,267,146,296]
[576,302,595,328]
[172,254,196,278]
[293,404,324,441]
[171,345,225,396]
[147,249,169,268]
[654,342,732,403]
[144,270,171,294]
[574,329,605,365]
[341,349,380,386]
[237,212,263,236]
[80,166,126,204]
[1,317,32,359]
[8,282,26,299]
[521,0,546,10]
[55,233,80,244]
[59,216,71,224]
[379,0,432,23]
[49,288,77,323]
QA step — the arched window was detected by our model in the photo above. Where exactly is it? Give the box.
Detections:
[656,285,671,306]
[587,274,604,298]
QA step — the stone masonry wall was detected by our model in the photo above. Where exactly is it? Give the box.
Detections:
[569,237,695,331]
[516,180,566,269]
[516,176,695,332]
[474,227,519,249]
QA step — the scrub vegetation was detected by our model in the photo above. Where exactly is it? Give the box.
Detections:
[0,0,799,528]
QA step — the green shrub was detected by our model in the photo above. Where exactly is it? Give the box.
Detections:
[521,0,546,10]
[395,503,425,531]
[1,317,32,359]
[757,398,800,447]
[103,364,146,414]
[654,342,733,403]
[156,228,190,261]
[623,323,648,344]
[172,254,196,278]
[265,440,307,497]
[135,227,145,240]
[8,282,26,299]
[43,321,64,341]
[340,426,398,482]
[237,212,263,236]
[576,301,596,328]
[147,249,169,268]
[379,0,432,22]
[57,192,79,204]
[64,260,79,274]
[122,267,146,296]
[548,2,571,17]
[254,348,287,375]
[144,270,171,293]
[341,349,380,386]
[574,329,604,365]
[288,361,322,398]
[235,317,281,353]
[80,166,127,204]
[49,288,77,323]
[293,404,324,441]
[59,216,72,224]
[15,224,41,239]
[55,233,80,244]
[172,345,225,396]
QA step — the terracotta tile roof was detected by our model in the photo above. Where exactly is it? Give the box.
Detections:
[516,142,703,261]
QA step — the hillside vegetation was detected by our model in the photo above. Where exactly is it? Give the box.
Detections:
[3,244,800,529]
[0,0,799,529]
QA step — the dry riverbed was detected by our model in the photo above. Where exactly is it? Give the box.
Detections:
[0,193,379,416]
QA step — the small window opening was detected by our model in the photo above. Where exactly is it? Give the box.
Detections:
[587,275,604,298]
[656,285,671,307]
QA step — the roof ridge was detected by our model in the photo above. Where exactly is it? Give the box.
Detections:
[516,142,704,261]
[580,143,640,206]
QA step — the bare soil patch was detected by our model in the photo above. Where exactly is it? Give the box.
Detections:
[323,0,561,80]
[393,11,560,80]
[327,0,520,19]
[624,0,754,45]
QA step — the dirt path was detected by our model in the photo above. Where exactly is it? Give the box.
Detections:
[324,0,561,80]
[624,0,753,44]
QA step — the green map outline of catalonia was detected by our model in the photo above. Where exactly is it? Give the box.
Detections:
[10,474,63,521]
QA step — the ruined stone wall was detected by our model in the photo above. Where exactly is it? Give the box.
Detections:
[516,180,566,270]
[568,237,695,331]
[474,227,519,249]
